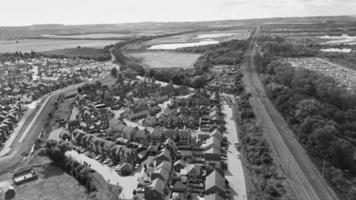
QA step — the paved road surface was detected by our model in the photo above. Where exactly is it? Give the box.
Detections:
[222,102,247,200]
[241,27,339,200]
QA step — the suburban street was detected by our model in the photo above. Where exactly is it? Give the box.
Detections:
[240,27,340,200]
[222,102,247,200]
[0,77,115,176]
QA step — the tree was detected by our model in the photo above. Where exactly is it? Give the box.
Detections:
[191,75,207,88]
[111,67,118,78]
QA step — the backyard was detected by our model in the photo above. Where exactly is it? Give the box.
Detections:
[14,164,90,200]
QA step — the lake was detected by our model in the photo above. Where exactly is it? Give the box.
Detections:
[148,40,219,50]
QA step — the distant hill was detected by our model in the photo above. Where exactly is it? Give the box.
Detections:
[0,15,355,40]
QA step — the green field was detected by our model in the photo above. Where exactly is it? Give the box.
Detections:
[43,47,109,59]
[128,51,201,69]
[14,164,90,200]
[0,39,119,53]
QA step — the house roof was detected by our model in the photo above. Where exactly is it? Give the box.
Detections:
[153,165,170,182]
[123,126,137,135]
[209,129,223,141]
[156,161,172,172]
[156,148,171,161]
[205,135,221,149]
[174,159,186,168]
[205,146,221,155]
[177,130,191,138]
[205,193,224,200]
[151,128,164,137]
[185,164,201,176]
[109,118,121,128]
[135,129,149,139]
[205,170,225,192]
[150,178,165,195]
[164,138,177,150]
[164,129,178,139]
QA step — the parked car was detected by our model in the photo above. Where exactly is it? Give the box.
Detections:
[103,158,111,164]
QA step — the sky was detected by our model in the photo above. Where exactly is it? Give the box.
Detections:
[0,0,355,26]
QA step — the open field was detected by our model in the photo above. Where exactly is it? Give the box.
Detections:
[128,51,201,69]
[0,39,119,53]
[14,164,89,200]
[42,33,129,39]
[284,57,356,91]
[43,48,109,59]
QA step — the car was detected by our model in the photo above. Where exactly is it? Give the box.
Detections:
[103,158,111,164]
[234,142,240,150]
[136,187,145,193]
[95,155,102,160]
[143,178,151,183]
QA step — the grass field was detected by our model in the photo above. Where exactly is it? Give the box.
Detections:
[0,39,119,53]
[14,164,90,200]
[42,33,129,39]
[128,51,201,69]
[43,47,109,59]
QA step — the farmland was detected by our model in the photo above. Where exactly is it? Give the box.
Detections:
[0,39,119,53]
[127,51,201,69]
[42,47,110,60]
[42,33,129,39]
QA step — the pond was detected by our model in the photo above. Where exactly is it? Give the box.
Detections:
[320,34,356,45]
[148,40,219,50]
[320,48,352,53]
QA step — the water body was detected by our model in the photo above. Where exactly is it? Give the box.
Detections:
[320,34,356,45]
[320,48,352,53]
[148,40,219,50]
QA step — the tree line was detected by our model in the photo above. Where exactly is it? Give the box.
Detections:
[254,35,356,199]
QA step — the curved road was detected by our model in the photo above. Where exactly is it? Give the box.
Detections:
[241,27,339,200]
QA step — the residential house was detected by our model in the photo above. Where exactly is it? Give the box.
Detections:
[133,128,150,144]
[164,138,177,156]
[174,160,186,172]
[155,148,171,166]
[150,128,164,144]
[143,115,157,127]
[149,106,161,116]
[204,135,221,150]
[144,178,166,200]
[121,126,138,141]
[205,170,226,197]
[205,146,221,161]
[177,130,191,145]
[209,129,223,142]
[164,129,178,141]
[180,164,201,178]
[205,193,225,200]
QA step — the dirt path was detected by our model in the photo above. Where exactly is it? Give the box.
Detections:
[240,27,339,200]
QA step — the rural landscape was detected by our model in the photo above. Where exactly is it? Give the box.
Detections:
[0,1,356,200]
